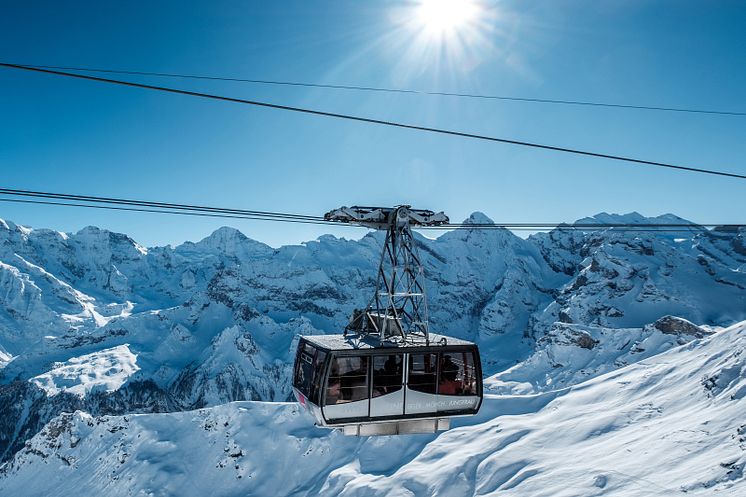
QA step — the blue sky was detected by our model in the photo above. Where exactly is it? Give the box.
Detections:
[1,0,745,247]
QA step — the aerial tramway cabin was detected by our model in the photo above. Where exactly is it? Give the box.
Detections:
[293,205,484,435]
[292,333,483,435]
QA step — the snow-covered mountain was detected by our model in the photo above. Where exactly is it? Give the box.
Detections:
[2,320,744,496]
[0,211,745,472]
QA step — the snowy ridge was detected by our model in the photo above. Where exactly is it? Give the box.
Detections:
[485,316,712,395]
[2,321,744,496]
[29,344,139,397]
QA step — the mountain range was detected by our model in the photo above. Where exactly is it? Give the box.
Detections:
[0,211,744,495]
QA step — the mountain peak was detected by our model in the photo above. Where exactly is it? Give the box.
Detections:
[71,226,148,256]
[0,218,31,238]
[575,212,697,226]
[191,226,272,256]
[0,218,14,231]
[203,226,249,243]
[575,212,647,225]
[463,212,494,225]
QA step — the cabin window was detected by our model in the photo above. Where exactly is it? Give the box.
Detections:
[325,356,369,405]
[293,342,317,398]
[308,350,327,404]
[408,353,437,394]
[372,354,403,398]
[438,351,478,396]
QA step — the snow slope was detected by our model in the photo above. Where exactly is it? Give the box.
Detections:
[29,344,139,397]
[2,321,744,496]
[485,316,712,395]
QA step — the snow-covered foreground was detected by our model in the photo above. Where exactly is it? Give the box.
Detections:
[2,322,744,496]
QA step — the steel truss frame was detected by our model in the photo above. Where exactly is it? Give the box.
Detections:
[324,205,449,345]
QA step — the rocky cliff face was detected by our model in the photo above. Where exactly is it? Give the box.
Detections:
[0,212,745,462]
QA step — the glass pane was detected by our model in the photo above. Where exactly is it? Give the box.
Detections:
[462,351,477,395]
[325,356,369,405]
[372,354,403,398]
[309,350,327,404]
[438,351,477,396]
[293,342,316,397]
[408,353,437,394]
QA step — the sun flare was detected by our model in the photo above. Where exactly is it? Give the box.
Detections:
[416,0,479,35]
[386,0,497,77]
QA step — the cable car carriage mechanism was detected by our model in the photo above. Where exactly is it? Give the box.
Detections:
[292,206,483,435]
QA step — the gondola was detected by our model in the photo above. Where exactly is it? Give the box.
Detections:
[293,333,482,435]
[292,206,484,435]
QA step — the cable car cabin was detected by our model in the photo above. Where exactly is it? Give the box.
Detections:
[292,334,483,436]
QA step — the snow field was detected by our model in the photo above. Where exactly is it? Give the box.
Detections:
[2,322,744,496]
[29,344,139,397]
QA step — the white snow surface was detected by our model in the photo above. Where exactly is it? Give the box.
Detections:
[29,344,139,397]
[2,321,745,496]
[485,320,710,395]
[0,346,11,369]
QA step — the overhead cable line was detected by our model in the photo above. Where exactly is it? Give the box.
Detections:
[0,187,324,221]
[0,198,734,233]
[12,62,746,117]
[1,63,744,181]
[1,188,743,232]
[433,222,728,229]
[0,198,340,227]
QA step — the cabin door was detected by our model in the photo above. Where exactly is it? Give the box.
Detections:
[369,354,405,418]
[404,352,438,415]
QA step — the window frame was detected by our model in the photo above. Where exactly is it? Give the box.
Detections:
[293,340,317,398]
[407,352,439,394]
[437,350,478,397]
[371,353,404,398]
[323,354,370,406]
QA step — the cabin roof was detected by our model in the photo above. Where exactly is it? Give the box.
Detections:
[300,333,476,351]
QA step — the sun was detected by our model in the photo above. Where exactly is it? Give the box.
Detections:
[416,0,479,35]
[384,0,496,77]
